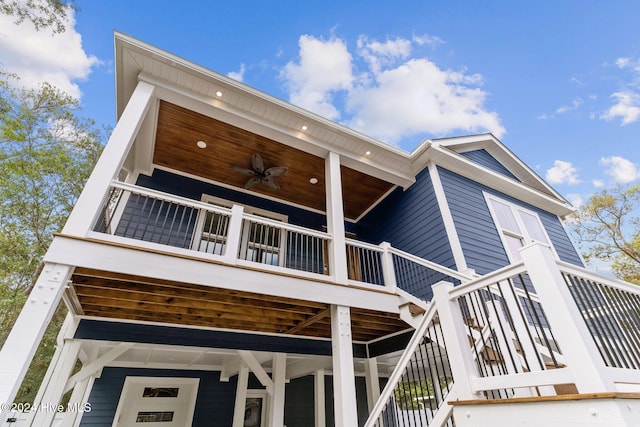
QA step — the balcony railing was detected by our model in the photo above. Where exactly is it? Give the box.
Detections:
[365,243,640,426]
[92,182,467,293]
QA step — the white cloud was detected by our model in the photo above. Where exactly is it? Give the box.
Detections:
[616,57,631,69]
[412,34,444,48]
[545,160,581,185]
[556,97,583,114]
[281,35,353,120]
[0,10,99,99]
[600,156,640,183]
[281,34,505,144]
[593,179,605,188]
[345,58,504,142]
[565,193,584,209]
[228,64,246,82]
[601,91,640,125]
[357,36,411,75]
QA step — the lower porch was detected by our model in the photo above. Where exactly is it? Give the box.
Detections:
[20,317,415,427]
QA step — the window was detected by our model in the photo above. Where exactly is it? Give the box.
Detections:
[485,194,553,262]
[193,195,287,266]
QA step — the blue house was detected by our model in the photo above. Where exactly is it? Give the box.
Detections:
[1,33,639,427]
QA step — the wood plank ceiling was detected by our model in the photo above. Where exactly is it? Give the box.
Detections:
[153,101,395,220]
[70,268,410,342]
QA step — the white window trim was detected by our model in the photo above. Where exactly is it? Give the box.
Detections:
[483,192,558,263]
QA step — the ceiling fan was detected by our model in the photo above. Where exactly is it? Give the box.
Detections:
[231,153,287,190]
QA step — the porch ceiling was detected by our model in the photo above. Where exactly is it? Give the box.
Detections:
[69,268,409,342]
[153,101,395,220]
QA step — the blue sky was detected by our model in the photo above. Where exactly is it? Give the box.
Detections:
[1,0,639,210]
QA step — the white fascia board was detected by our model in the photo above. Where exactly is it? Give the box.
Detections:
[428,145,575,217]
[46,236,402,314]
[427,134,567,202]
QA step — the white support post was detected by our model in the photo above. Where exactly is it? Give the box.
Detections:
[330,305,358,427]
[31,340,82,426]
[325,152,348,284]
[224,204,245,264]
[379,242,397,290]
[267,353,286,427]
[232,366,249,427]
[62,80,156,236]
[519,243,614,393]
[364,358,381,412]
[432,281,482,400]
[59,375,94,427]
[0,263,73,420]
[314,369,326,427]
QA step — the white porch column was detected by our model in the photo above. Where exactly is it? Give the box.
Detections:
[267,353,286,427]
[519,243,614,393]
[364,358,381,412]
[331,305,358,427]
[59,375,95,427]
[62,80,156,236]
[325,152,348,284]
[0,263,73,421]
[231,366,249,427]
[432,281,482,400]
[31,339,82,426]
[314,369,326,427]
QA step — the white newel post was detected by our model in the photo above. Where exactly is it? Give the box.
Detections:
[379,242,397,291]
[432,281,481,400]
[0,263,74,424]
[331,305,358,427]
[519,243,614,393]
[224,204,245,264]
[325,152,348,284]
[62,80,156,236]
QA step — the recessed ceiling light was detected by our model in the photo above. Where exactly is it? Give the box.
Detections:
[365,150,371,156]
[309,177,318,184]
[196,140,207,149]
[215,91,223,97]
[301,125,308,131]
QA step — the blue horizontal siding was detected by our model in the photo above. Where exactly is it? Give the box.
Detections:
[74,319,369,358]
[355,166,456,300]
[356,166,455,268]
[137,168,328,231]
[438,167,583,275]
[459,149,519,181]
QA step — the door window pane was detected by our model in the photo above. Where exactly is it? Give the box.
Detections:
[489,199,522,234]
[519,211,549,244]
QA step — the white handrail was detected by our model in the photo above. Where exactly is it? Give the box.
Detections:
[364,301,441,427]
[557,260,640,295]
[388,246,474,283]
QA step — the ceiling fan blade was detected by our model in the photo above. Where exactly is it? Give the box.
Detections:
[262,177,281,191]
[231,166,258,176]
[244,177,261,189]
[264,167,287,177]
[252,154,265,173]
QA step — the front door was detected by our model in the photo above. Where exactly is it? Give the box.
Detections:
[113,377,199,427]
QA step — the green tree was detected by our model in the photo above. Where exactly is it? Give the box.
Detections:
[0,0,76,33]
[571,184,640,284]
[0,75,104,401]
